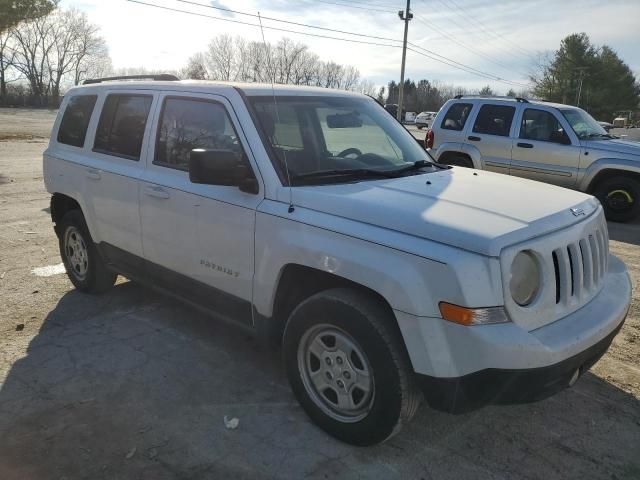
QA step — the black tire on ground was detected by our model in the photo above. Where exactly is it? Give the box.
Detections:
[593,175,640,223]
[417,125,423,130]
[440,154,473,168]
[58,209,117,293]
[282,288,422,446]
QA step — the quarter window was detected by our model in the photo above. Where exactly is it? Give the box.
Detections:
[57,95,97,147]
[94,94,152,160]
[520,109,568,143]
[472,104,515,137]
[155,97,244,171]
[440,103,472,131]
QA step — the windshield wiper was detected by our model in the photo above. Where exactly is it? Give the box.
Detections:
[585,132,615,139]
[292,167,399,183]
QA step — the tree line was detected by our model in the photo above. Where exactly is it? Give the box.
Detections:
[182,34,375,94]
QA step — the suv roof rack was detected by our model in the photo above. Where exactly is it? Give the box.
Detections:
[453,94,529,103]
[83,74,180,85]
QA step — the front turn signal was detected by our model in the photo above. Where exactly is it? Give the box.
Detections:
[439,302,510,326]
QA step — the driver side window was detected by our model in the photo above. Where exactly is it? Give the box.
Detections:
[154,97,243,171]
[520,109,569,144]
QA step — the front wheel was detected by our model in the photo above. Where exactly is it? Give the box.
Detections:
[283,289,421,445]
[593,176,640,223]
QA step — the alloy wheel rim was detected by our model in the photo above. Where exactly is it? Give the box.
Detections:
[297,324,374,423]
[64,226,89,281]
[606,189,634,212]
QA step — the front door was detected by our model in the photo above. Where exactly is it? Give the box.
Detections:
[510,107,580,188]
[139,92,263,325]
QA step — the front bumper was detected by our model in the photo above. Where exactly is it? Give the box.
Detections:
[394,254,631,412]
[417,317,625,413]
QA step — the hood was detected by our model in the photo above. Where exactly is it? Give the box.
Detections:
[292,168,599,256]
[582,138,640,157]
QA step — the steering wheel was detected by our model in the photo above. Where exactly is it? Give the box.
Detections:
[337,147,362,158]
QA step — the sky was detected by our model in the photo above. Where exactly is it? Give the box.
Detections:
[60,0,640,94]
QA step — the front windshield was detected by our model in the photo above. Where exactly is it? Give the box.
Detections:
[249,95,433,185]
[560,108,608,139]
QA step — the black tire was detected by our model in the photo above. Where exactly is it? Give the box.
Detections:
[417,125,423,130]
[440,153,473,168]
[593,175,640,223]
[58,209,117,293]
[283,288,421,446]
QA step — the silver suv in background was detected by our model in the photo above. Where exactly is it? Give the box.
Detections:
[427,96,640,222]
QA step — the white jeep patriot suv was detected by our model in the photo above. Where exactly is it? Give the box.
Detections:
[44,76,632,446]
[427,95,640,222]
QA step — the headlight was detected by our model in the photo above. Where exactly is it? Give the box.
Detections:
[510,250,540,306]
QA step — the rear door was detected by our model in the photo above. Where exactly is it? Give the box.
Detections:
[433,102,474,151]
[139,92,262,325]
[83,90,156,266]
[464,103,517,175]
[510,107,580,188]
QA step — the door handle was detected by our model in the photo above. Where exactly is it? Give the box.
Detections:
[468,136,481,141]
[517,142,534,149]
[144,185,170,199]
[86,168,101,180]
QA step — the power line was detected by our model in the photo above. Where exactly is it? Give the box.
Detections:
[127,0,402,48]
[407,45,529,87]
[445,0,536,60]
[418,0,531,65]
[412,12,517,74]
[313,0,397,14]
[127,0,529,87]
[175,0,403,43]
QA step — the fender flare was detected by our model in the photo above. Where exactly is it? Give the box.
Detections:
[579,158,640,192]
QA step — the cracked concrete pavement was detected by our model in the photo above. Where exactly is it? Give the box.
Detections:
[1,108,639,479]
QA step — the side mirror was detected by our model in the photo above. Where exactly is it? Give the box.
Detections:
[550,131,571,145]
[189,149,258,194]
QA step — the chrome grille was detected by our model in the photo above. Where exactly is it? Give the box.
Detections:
[552,221,609,306]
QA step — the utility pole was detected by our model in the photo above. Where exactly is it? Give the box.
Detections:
[575,67,587,107]
[397,0,412,122]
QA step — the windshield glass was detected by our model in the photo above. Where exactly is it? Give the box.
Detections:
[249,95,433,185]
[560,108,608,139]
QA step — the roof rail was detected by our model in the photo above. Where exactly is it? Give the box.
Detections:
[453,94,529,103]
[83,74,180,85]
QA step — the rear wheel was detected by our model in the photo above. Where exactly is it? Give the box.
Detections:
[593,176,640,223]
[58,210,117,293]
[283,288,421,445]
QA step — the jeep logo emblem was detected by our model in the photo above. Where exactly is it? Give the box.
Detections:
[570,207,585,217]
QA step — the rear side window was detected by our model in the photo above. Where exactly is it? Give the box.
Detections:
[94,94,152,160]
[155,97,244,171]
[440,103,472,131]
[472,104,515,137]
[57,95,97,147]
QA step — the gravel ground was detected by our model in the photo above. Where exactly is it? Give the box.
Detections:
[1,108,639,480]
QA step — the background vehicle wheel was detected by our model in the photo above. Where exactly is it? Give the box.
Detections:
[58,210,117,293]
[417,125,423,130]
[593,176,640,223]
[283,288,421,446]
[440,154,473,168]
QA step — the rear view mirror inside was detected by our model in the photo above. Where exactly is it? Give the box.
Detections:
[326,112,363,128]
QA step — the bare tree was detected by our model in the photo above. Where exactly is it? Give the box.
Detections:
[0,30,16,100]
[10,13,57,105]
[181,52,207,80]
[206,34,234,81]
